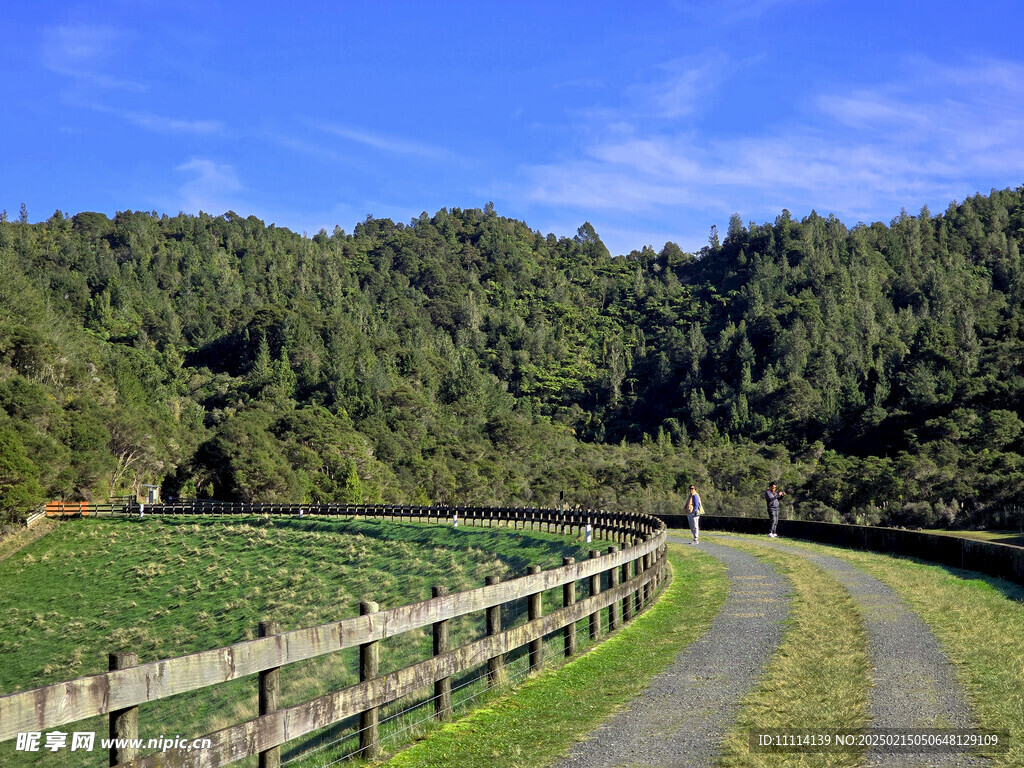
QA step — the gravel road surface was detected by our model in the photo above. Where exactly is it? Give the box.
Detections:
[752,536,987,768]
[549,534,989,768]
[550,537,790,768]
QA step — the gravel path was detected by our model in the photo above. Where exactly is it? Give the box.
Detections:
[716,534,987,768]
[550,536,791,768]
[549,534,989,768]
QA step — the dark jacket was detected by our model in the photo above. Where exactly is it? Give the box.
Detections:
[765,490,782,514]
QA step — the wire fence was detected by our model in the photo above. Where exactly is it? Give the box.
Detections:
[282,586,660,767]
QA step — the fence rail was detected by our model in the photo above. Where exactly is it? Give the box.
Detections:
[0,504,668,768]
[42,500,128,517]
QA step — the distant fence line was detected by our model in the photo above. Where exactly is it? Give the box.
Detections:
[41,499,652,543]
[661,514,1024,585]
[1,504,668,768]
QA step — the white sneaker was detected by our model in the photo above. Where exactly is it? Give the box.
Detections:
[768,533,777,538]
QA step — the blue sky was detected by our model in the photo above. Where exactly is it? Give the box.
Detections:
[4,1,1024,255]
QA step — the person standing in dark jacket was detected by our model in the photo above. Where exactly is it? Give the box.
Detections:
[765,482,786,537]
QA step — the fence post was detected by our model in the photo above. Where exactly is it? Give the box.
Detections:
[588,550,601,640]
[643,545,653,606]
[359,601,380,759]
[528,565,543,672]
[563,557,576,657]
[641,548,650,609]
[258,621,282,768]
[108,652,139,767]
[622,555,634,623]
[432,586,451,720]
[485,575,505,686]
[634,550,645,615]
[660,543,668,586]
[607,546,620,631]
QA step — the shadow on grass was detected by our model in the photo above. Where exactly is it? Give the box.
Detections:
[924,561,1024,604]
[929,529,1024,547]
[967,531,1024,547]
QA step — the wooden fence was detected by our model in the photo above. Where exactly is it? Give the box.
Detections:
[0,504,668,767]
[43,500,129,518]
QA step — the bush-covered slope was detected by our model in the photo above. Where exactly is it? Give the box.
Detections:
[1,189,1023,527]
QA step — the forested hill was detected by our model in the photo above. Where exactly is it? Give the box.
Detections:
[2,189,1023,529]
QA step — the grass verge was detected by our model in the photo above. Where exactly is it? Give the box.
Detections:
[366,543,727,768]
[711,535,871,768]
[762,537,1023,768]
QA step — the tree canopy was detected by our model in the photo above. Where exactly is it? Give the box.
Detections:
[2,189,1023,530]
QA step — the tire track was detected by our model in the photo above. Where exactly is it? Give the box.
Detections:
[550,537,791,768]
[717,534,987,768]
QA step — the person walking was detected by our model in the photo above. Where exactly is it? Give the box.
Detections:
[685,484,703,543]
[765,482,786,537]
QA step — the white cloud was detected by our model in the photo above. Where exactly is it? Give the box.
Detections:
[640,54,730,119]
[527,158,720,212]
[121,109,224,135]
[675,0,818,24]
[41,25,146,91]
[810,59,1024,186]
[520,55,1024,237]
[79,102,225,135]
[43,25,223,136]
[266,132,341,162]
[312,122,450,161]
[175,159,242,214]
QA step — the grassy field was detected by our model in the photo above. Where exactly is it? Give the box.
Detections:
[0,515,588,768]
[0,519,58,563]
[10,520,1017,768]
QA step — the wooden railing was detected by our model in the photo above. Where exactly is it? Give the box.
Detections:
[0,504,668,768]
[43,500,129,517]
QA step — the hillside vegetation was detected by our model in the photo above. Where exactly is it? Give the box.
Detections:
[1,189,1023,527]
